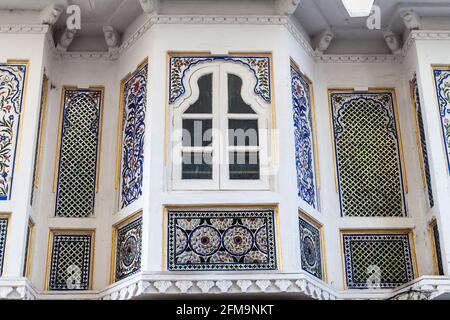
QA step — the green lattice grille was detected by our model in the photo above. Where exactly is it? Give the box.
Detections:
[331,93,405,217]
[55,90,102,218]
[343,234,415,289]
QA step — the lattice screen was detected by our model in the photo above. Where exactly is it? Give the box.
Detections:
[22,220,33,277]
[55,88,103,217]
[431,221,444,276]
[330,92,406,217]
[30,74,48,206]
[0,217,8,275]
[411,75,434,208]
[342,233,415,289]
[48,233,93,291]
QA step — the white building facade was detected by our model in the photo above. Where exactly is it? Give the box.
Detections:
[0,0,450,300]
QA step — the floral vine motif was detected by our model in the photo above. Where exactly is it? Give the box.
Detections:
[0,64,26,200]
[169,55,271,104]
[120,63,147,208]
[434,69,450,174]
[290,65,317,209]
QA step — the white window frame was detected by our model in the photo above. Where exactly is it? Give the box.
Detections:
[171,62,270,191]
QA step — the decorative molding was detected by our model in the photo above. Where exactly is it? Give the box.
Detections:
[316,54,402,64]
[0,279,36,300]
[100,273,337,300]
[5,19,450,63]
[0,24,49,34]
[402,30,450,58]
[276,0,302,16]
[2,275,450,300]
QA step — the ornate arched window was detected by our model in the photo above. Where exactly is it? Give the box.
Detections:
[172,62,270,190]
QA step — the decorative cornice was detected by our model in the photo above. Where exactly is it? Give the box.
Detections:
[402,30,450,58]
[316,54,402,64]
[0,24,49,34]
[5,18,450,63]
[44,15,316,61]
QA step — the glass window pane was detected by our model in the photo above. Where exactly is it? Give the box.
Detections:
[229,152,260,180]
[185,74,213,114]
[182,152,213,180]
[182,119,212,147]
[228,74,256,114]
[228,119,258,146]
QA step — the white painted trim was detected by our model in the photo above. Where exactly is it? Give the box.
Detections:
[2,274,450,300]
[4,18,450,63]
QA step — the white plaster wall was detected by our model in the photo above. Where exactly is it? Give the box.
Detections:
[31,56,116,290]
[0,32,46,278]
[146,23,306,275]
[4,21,447,297]
[414,39,450,275]
[315,59,434,289]
[114,27,153,272]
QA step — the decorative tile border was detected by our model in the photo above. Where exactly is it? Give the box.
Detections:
[166,207,278,271]
[432,66,450,174]
[30,73,49,206]
[0,214,9,275]
[111,212,142,282]
[54,87,104,217]
[0,61,28,201]
[117,60,148,209]
[298,211,325,281]
[429,219,444,276]
[341,231,416,289]
[46,230,95,291]
[410,74,434,208]
[22,218,34,278]
[290,61,319,209]
[169,54,271,104]
[329,90,407,217]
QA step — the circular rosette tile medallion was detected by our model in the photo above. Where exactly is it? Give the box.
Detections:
[175,227,188,255]
[241,217,265,230]
[303,235,317,267]
[210,251,234,263]
[189,225,221,256]
[211,218,233,230]
[255,226,268,254]
[223,226,254,256]
[121,235,138,267]
[177,218,201,230]
[177,251,201,264]
[243,251,268,263]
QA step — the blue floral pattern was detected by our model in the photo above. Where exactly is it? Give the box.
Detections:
[167,209,277,271]
[169,55,271,104]
[290,65,318,209]
[119,63,147,209]
[0,63,27,200]
[433,68,450,173]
